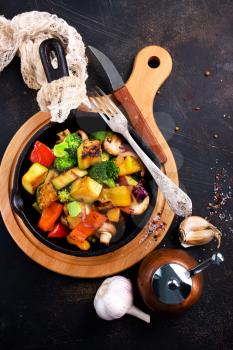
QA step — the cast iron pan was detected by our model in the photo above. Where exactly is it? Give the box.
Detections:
[11,38,158,257]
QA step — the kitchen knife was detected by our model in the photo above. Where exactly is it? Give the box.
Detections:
[88,46,167,164]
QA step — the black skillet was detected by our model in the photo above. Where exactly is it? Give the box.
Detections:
[11,38,157,257]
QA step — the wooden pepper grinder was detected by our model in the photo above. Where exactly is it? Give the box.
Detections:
[138,249,224,313]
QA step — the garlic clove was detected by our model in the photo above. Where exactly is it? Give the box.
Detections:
[179,216,222,248]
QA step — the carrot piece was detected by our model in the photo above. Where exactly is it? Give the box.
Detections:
[38,202,63,232]
[70,211,106,242]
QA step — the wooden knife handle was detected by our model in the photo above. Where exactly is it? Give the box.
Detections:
[114,85,167,164]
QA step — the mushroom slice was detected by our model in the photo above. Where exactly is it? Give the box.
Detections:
[77,129,88,141]
[103,134,123,156]
[120,195,150,215]
[56,129,70,143]
[96,222,117,245]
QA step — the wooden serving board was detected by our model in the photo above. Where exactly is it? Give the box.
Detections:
[0,46,178,278]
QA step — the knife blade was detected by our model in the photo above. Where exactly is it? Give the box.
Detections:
[88,46,167,164]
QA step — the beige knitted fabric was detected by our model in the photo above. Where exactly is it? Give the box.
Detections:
[0,11,89,122]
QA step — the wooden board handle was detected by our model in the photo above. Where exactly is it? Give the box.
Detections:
[125,46,172,158]
[114,85,167,164]
[126,46,172,115]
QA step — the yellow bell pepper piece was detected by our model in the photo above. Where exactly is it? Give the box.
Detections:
[107,208,120,222]
[114,156,143,176]
[99,186,131,206]
[67,235,90,250]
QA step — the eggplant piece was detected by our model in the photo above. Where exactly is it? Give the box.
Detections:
[52,167,87,190]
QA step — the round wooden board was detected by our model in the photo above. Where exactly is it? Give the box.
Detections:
[0,46,178,278]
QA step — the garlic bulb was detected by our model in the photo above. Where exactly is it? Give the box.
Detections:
[179,216,222,248]
[94,276,150,323]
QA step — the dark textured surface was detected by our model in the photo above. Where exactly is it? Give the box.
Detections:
[0,1,233,349]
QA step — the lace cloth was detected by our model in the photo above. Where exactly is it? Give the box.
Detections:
[0,11,89,122]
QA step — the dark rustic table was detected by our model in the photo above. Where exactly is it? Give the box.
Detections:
[0,1,233,349]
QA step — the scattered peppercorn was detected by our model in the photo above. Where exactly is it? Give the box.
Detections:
[204,71,210,77]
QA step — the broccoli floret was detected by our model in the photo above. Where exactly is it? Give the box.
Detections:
[57,188,73,203]
[90,131,113,143]
[65,133,82,148]
[88,160,119,188]
[53,156,76,172]
[53,133,82,158]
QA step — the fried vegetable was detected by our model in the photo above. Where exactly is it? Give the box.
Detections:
[29,141,55,167]
[57,189,73,203]
[52,167,87,190]
[53,133,82,158]
[114,156,143,176]
[66,215,82,229]
[107,208,120,222]
[65,203,91,228]
[44,169,59,184]
[103,134,123,155]
[48,222,69,238]
[32,202,41,214]
[38,202,63,232]
[99,186,132,207]
[77,129,88,141]
[95,222,117,245]
[69,211,106,242]
[67,201,81,217]
[22,162,48,195]
[53,156,77,172]
[118,175,138,186]
[70,176,103,203]
[102,152,110,162]
[53,133,82,171]
[67,235,90,250]
[37,182,58,210]
[77,139,102,169]
[90,131,113,143]
[88,160,119,188]
[120,195,150,215]
[56,129,70,143]
[132,180,149,203]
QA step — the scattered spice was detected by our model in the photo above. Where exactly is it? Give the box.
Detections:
[213,134,219,139]
[207,168,232,219]
[192,107,201,111]
[175,126,180,132]
[139,214,166,244]
[204,70,210,77]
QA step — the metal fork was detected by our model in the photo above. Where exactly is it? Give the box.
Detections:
[90,88,192,217]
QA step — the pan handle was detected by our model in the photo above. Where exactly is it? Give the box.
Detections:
[39,38,69,82]
[11,187,26,219]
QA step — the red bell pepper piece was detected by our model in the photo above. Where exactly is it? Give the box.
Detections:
[70,211,106,242]
[30,141,55,167]
[48,222,69,238]
[38,202,63,232]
